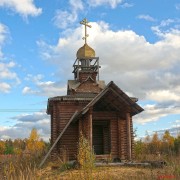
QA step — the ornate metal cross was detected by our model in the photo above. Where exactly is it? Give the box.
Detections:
[80,18,92,44]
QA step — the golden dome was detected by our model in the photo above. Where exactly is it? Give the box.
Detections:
[76,43,95,59]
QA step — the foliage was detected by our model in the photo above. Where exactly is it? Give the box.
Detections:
[26,128,45,156]
[77,132,95,170]
[0,141,5,154]
[174,135,180,154]
[134,131,180,159]
[4,143,14,155]
[134,140,144,159]
[0,128,48,157]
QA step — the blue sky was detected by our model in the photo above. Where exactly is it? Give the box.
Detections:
[0,0,180,141]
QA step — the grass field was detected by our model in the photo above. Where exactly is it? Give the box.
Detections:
[0,155,180,180]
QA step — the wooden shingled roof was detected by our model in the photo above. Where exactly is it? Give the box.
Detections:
[72,81,144,121]
[47,81,144,116]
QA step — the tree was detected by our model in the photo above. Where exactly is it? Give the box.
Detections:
[162,130,174,154]
[4,139,14,154]
[0,141,6,154]
[26,128,45,156]
[151,132,161,153]
[134,140,145,159]
[174,135,180,155]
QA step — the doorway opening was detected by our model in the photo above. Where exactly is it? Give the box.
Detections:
[93,120,110,155]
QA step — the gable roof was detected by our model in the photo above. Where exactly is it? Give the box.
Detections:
[73,81,144,121]
[47,81,144,117]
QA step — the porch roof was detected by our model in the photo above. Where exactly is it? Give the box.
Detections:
[72,81,144,121]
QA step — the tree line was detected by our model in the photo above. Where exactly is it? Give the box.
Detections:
[134,130,180,158]
[0,128,179,159]
[0,128,49,156]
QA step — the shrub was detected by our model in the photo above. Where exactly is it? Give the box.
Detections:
[77,132,95,170]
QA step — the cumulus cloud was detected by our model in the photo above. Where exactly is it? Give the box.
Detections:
[134,104,180,124]
[0,23,20,93]
[0,0,42,18]
[121,2,134,8]
[0,23,9,58]
[38,20,180,124]
[88,0,123,8]
[22,74,66,97]
[137,14,156,22]
[53,0,124,29]
[0,112,50,141]
[0,61,21,93]
[0,82,11,93]
[147,90,180,103]
[53,0,84,29]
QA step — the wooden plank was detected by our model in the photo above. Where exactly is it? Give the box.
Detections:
[39,111,78,168]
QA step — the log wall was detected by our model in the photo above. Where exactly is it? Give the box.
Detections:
[51,101,89,160]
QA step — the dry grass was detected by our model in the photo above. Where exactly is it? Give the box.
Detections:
[0,153,179,180]
[35,154,180,180]
[36,164,180,180]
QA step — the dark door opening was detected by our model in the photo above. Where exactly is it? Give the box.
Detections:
[93,121,110,155]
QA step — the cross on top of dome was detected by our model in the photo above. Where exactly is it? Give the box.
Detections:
[80,18,92,44]
[77,18,95,59]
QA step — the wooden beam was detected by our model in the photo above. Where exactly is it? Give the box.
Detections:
[118,118,121,159]
[39,111,78,168]
[126,112,132,160]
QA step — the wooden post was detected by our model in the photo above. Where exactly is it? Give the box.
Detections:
[89,108,93,150]
[118,117,121,159]
[51,104,58,160]
[126,112,131,160]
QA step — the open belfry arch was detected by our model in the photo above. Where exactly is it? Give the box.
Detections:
[40,18,143,167]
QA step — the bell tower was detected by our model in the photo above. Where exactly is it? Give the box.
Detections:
[67,18,104,95]
[73,18,100,83]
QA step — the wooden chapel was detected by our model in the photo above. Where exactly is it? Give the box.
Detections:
[46,18,143,163]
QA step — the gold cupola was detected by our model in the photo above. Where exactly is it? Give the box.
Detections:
[76,43,95,59]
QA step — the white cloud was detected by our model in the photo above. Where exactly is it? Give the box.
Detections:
[88,0,123,8]
[0,82,11,93]
[147,90,180,103]
[0,0,42,18]
[0,112,50,141]
[137,14,156,22]
[0,23,9,58]
[121,3,134,8]
[0,61,21,93]
[53,0,124,29]
[134,104,180,124]
[53,0,84,29]
[22,74,67,96]
[53,10,78,29]
[0,23,20,93]
[22,86,38,94]
[151,19,180,37]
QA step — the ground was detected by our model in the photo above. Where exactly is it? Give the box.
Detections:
[37,165,179,180]
[0,155,179,179]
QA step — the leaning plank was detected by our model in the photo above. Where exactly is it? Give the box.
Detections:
[39,110,78,168]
